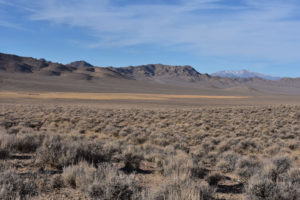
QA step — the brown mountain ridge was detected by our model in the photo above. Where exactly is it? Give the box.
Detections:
[0,52,299,95]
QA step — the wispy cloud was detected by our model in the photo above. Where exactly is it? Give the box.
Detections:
[3,0,300,62]
[0,20,20,29]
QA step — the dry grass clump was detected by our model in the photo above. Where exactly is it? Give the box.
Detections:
[149,178,215,200]
[161,152,193,178]
[62,161,96,190]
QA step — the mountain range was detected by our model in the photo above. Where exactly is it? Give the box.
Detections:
[212,70,281,81]
[0,52,300,95]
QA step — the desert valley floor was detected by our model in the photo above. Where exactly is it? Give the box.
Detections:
[0,93,299,200]
[0,52,299,199]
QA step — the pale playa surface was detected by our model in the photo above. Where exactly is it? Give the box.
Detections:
[0,91,249,101]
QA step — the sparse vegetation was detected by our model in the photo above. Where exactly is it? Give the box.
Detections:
[0,104,299,199]
[0,169,37,200]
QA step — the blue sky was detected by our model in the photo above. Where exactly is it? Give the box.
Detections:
[1,0,300,77]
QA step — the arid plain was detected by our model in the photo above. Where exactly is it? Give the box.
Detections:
[0,53,300,200]
[1,92,300,200]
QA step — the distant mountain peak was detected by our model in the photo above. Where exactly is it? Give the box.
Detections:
[212,70,281,81]
[107,64,204,83]
[67,60,93,68]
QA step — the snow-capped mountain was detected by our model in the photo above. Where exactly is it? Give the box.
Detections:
[211,70,281,81]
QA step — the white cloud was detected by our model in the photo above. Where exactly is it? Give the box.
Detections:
[4,0,300,62]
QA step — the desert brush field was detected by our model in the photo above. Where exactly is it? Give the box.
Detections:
[0,103,299,200]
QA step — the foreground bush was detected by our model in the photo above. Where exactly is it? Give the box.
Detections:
[246,167,300,200]
[216,151,240,173]
[272,156,291,175]
[35,136,120,169]
[235,156,263,179]
[62,162,138,200]
[286,168,300,186]
[0,169,37,200]
[150,179,215,200]
[0,133,43,153]
[246,176,278,200]
[152,152,215,200]
[121,145,144,172]
[62,161,95,189]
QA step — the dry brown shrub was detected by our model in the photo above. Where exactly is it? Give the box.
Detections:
[0,169,37,200]
[0,133,43,153]
[62,162,138,200]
